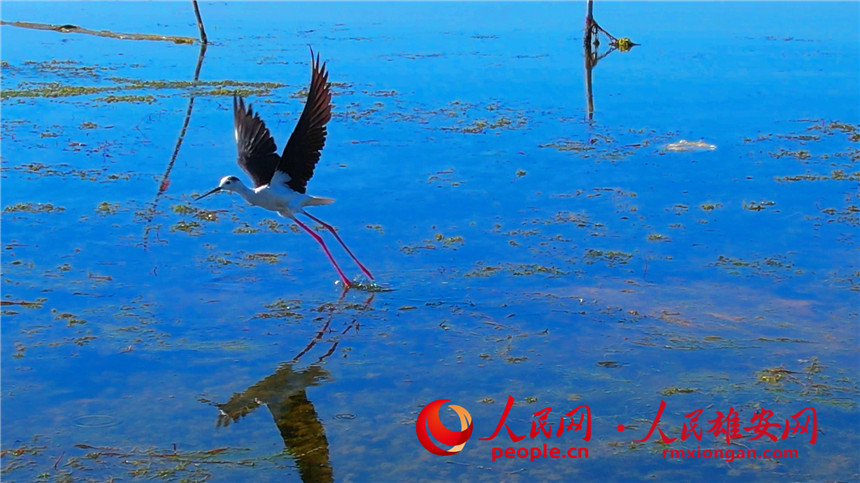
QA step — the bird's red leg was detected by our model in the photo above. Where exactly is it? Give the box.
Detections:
[292,216,352,287]
[303,212,374,280]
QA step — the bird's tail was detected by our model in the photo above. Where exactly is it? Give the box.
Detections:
[305,196,335,206]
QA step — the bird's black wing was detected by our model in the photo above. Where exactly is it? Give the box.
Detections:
[234,95,281,188]
[278,50,332,194]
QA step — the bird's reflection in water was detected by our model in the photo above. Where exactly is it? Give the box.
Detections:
[214,292,373,483]
[217,363,334,483]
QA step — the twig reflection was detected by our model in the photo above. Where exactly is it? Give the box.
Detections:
[583,0,637,120]
[583,35,616,121]
[141,41,207,249]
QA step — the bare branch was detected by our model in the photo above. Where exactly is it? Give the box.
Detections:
[0,20,197,44]
[192,0,208,44]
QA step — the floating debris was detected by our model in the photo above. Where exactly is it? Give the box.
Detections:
[612,37,637,52]
[743,200,776,211]
[663,139,717,152]
[661,387,698,396]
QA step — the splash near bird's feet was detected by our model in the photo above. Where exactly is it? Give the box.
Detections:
[335,277,393,293]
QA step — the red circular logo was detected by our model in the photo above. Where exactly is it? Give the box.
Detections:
[416,399,473,455]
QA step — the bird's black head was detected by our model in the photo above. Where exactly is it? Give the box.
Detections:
[219,175,241,188]
[195,176,243,201]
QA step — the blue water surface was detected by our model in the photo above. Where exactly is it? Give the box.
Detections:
[1,2,858,482]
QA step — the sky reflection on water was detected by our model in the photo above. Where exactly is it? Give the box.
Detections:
[1,2,858,482]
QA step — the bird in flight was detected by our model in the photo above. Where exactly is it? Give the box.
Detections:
[196,49,373,288]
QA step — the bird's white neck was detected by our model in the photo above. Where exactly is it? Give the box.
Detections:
[231,182,257,204]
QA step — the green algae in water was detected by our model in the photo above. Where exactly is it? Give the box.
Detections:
[3,202,65,213]
[463,261,565,278]
[712,254,798,276]
[2,5,859,482]
[539,139,595,152]
[743,200,776,211]
[95,201,119,214]
[255,298,304,320]
[233,223,259,234]
[171,204,196,215]
[770,147,812,160]
[171,204,218,221]
[0,82,113,99]
[53,310,87,327]
[171,220,201,235]
[457,116,515,134]
[96,94,156,104]
[510,264,565,277]
[464,264,503,278]
[1,77,286,100]
[775,170,860,183]
[435,234,464,245]
[584,249,634,266]
[660,387,698,396]
[245,253,283,264]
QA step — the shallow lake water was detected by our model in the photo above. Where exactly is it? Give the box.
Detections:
[1,2,858,482]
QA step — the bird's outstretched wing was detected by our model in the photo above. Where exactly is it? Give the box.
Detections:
[234,96,280,188]
[278,49,332,194]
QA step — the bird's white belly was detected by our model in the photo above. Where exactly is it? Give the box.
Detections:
[249,185,306,214]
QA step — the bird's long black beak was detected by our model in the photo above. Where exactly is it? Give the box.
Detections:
[195,187,221,201]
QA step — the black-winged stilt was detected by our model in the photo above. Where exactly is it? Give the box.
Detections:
[196,50,372,288]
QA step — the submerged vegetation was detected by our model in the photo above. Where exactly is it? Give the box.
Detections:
[1,3,858,482]
[1,73,286,100]
[3,202,65,214]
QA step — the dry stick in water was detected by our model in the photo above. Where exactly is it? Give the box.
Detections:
[0,20,197,44]
[192,0,208,44]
